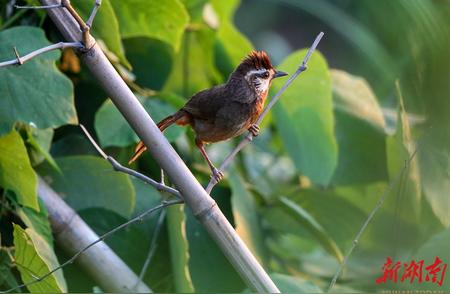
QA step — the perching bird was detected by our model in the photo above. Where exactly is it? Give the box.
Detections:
[129,50,287,181]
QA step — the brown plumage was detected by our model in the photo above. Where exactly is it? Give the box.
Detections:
[129,50,288,181]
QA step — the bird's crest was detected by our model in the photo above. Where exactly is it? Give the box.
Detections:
[241,50,273,70]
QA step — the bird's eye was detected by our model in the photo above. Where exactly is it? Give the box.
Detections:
[262,71,270,78]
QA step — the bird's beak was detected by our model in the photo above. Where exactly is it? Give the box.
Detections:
[273,70,288,79]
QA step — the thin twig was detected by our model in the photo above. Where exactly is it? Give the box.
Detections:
[134,209,167,290]
[0,42,83,68]
[205,32,325,193]
[326,147,419,292]
[86,0,102,28]
[3,198,182,293]
[14,3,62,9]
[79,125,183,199]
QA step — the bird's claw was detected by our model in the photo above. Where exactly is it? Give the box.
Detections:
[248,124,260,137]
[211,168,224,183]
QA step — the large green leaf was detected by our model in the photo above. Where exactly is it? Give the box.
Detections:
[166,204,194,292]
[71,0,129,68]
[0,131,38,210]
[0,27,77,132]
[228,168,267,264]
[13,224,67,293]
[94,96,185,147]
[273,50,337,185]
[36,156,135,218]
[110,0,189,51]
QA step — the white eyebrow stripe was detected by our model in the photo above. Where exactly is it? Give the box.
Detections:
[245,68,267,77]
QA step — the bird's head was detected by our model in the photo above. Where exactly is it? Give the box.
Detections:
[234,50,288,95]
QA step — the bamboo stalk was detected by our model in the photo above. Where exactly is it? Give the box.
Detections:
[39,0,279,292]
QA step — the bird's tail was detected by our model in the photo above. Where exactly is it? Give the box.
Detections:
[128,111,186,164]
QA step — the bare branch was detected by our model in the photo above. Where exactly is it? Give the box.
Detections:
[14,0,96,48]
[205,32,325,193]
[86,0,102,28]
[79,124,107,159]
[326,147,419,292]
[79,124,183,199]
[14,3,63,9]
[0,42,83,68]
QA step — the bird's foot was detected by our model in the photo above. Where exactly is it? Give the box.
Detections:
[248,124,260,137]
[211,168,224,183]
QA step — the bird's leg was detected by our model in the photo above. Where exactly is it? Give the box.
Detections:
[248,124,260,137]
[195,138,224,182]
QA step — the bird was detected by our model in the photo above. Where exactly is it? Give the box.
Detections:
[129,50,288,182]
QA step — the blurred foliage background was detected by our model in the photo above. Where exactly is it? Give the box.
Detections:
[0,0,449,292]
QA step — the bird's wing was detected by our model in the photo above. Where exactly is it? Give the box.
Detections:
[182,85,227,120]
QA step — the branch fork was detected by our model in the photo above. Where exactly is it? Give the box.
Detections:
[0,0,101,68]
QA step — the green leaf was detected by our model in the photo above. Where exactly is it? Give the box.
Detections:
[279,197,343,262]
[0,131,38,210]
[0,27,77,131]
[16,198,53,248]
[36,156,135,218]
[166,204,194,292]
[71,0,130,68]
[94,96,185,147]
[273,50,337,185]
[13,224,67,293]
[331,69,385,131]
[228,168,267,264]
[110,0,189,51]
[385,85,421,219]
